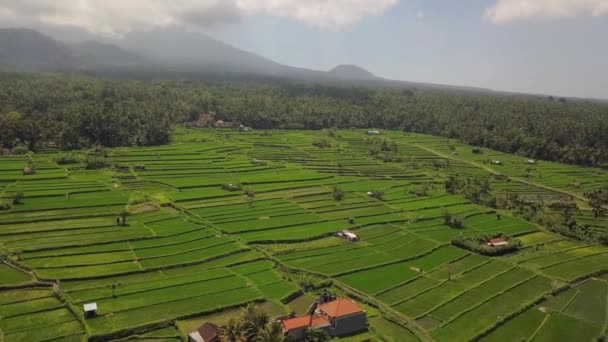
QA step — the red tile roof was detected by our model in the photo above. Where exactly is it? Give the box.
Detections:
[488,238,507,244]
[281,315,329,332]
[317,298,364,318]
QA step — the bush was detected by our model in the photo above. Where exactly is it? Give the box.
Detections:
[11,143,30,155]
[312,138,332,149]
[12,192,24,204]
[128,192,152,205]
[452,233,521,256]
[368,190,385,201]
[472,147,483,154]
[0,200,13,211]
[53,152,81,165]
[443,209,464,228]
[86,156,112,169]
[332,186,345,201]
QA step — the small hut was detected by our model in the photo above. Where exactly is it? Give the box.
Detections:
[83,303,98,318]
[22,167,34,175]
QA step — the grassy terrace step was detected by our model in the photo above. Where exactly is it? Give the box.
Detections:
[1,128,607,342]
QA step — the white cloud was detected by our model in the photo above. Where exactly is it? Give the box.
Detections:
[485,0,608,24]
[237,0,399,29]
[0,0,399,37]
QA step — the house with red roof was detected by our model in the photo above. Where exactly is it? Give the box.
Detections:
[280,298,366,340]
[486,237,509,247]
[316,298,367,336]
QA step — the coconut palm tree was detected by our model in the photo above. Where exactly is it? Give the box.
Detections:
[255,322,284,342]
[225,318,242,342]
[241,303,270,342]
[304,327,329,342]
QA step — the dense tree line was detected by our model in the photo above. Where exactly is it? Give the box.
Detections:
[1,72,607,166]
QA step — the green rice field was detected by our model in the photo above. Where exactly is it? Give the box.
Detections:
[1,128,607,341]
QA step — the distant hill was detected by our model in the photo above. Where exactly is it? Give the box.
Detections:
[0,28,81,70]
[70,41,144,68]
[0,27,498,95]
[329,64,378,80]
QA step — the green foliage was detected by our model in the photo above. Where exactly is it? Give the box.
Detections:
[53,152,81,165]
[368,189,385,201]
[85,155,112,169]
[445,175,495,207]
[1,73,608,167]
[11,143,30,155]
[442,209,464,229]
[312,138,332,149]
[128,192,152,205]
[0,199,13,211]
[331,186,345,201]
[452,233,522,256]
[304,327,330,342]
[586,188,608,218]
[12,192,24,204]
[472,147,483,154]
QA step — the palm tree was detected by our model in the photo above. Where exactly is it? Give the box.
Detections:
[304,327,329,342]
[225,318,242,342]
[241,303,270,342]
[255,322,285,342]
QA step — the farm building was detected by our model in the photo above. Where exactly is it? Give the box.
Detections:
[527,159,537,164]
[367,130,380,136]
[280,297,366,340]
[317,298,367,336]
[490,160,502,165]
[83,303,97,318]
[188,322,222,342]
[486,237,509,247]
[281,315,331,340]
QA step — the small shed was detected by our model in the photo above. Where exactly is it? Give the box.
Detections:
[490,160,502,165]
[527,159,536,164]
[367,130,380,136]
[486,237,509,247]
[83,303,97,318]
[188,322,222,342]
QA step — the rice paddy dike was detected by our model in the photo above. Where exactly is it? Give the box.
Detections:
[0,128,607,342]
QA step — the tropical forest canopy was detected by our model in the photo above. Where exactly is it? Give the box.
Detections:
[1,72,607,167]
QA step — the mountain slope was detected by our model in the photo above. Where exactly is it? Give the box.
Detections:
[116,28,290,74]
[0,28,81,70]
[70,41,145,68]
[329,64,378,80]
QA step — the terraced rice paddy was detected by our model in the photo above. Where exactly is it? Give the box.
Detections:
[0,128,607,341]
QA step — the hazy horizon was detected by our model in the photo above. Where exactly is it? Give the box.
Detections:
[1,0,607,99]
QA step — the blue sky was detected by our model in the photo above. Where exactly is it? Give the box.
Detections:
[214,0,608,98]
[1,0,607,98]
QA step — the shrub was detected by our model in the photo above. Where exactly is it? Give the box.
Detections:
[12,192,24,204]
[53,152,81,165]
[128,192,152,205]
[11,143,30,155]
[312,138,332,149]
[0,200,13,211]
[86,156,112,169]
[472,147,483,154]
[452,233,522,256]
[442,209,464,228]
[332,186,345,201]
[368,190,385,201]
